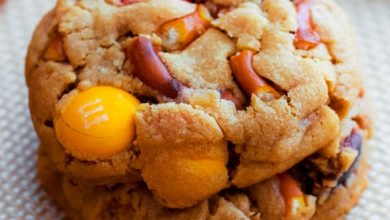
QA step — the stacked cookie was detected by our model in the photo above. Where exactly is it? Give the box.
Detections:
[26,0,372,219]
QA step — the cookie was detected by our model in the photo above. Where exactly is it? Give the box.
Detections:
[38,144,368,220]
[27,0,373,219]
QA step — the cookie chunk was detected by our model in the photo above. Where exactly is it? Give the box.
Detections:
[27,0,372,219]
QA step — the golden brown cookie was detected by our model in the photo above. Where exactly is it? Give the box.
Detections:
[38,144,368,220]
[27,0,372,219]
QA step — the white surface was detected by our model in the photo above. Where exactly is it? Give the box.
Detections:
[0,0,389,219]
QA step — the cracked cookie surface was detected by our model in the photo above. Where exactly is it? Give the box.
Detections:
[27,0,372,219]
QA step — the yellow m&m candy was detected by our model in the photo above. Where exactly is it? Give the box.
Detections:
[54,86,140,160]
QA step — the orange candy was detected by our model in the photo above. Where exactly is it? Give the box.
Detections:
[143,158,229,208]
[54,86,140,160]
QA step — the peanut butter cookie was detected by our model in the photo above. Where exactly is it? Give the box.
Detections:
[27,0,372,219]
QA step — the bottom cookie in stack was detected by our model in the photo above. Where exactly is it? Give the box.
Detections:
[38,129,369,220]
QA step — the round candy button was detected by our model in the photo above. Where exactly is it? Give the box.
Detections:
[54,86,140,160]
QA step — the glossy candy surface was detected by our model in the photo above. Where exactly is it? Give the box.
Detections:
[55,86,140,160]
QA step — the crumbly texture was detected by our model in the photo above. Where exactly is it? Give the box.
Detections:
[27,0,372,219]
[38,146,368,220]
